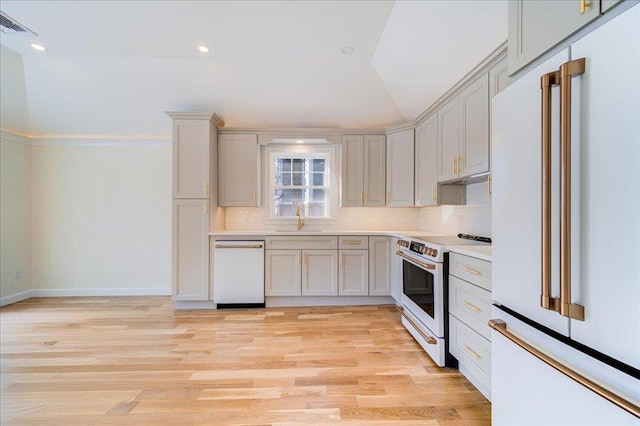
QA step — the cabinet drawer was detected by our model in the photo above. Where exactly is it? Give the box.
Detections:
[339,236,369,250]
[266,236,337,250]
[450,315,491,383]
[450,253,491,291]
[449,276,492,340]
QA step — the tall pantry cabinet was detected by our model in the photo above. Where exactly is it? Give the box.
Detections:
[167,112,220,301]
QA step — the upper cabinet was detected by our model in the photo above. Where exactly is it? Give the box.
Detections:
[171,116,215,199]
[414,113,438,206]
[341,135,386,207]
[438,74,490,182]
[218,133,261,207]
[386,128,415,206]
[508,0,623,74]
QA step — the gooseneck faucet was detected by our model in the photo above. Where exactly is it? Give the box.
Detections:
[296,202,305,230]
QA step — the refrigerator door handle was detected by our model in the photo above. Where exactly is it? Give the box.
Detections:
[559,58,586,321]
[540,70,561,313]
[489,319,640,418]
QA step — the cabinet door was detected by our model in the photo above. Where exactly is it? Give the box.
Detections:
[489,56,511,98]
[172,120,211,199]
[363,135,386,206]
[460,74,490,177]
[437,97,460,182]
[302,250,338,296]
[265,250,301,296]
[218,133,260,207]
[369,237,391,296]
[386,129,414,206]
[390,238,402,303]
[508,0,600,74]
[341,135,364,207]
[173,199,209,300]
[414,113,438,206]
[338,250,369,296]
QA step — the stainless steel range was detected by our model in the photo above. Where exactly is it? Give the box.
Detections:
[396,234,491,367]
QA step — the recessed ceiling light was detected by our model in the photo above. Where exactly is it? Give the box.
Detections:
[30,43,46,52]
[198,45,210,54]
[342,45,354,55]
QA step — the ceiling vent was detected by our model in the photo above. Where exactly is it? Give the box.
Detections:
[0,12,36,35]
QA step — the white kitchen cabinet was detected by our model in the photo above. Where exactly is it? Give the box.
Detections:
[265,250,302,296]
[302,250,338,296]
[265,236,338,297]
[172,199,209,301]
[218,133,260,207]
[508,0,601,74]
[390,238,403,303]
[489,56,511,98]
[341,135,386,207]
[369,236,391,296]
[171,116,214,199]
[438,74,490,182]
[386,128,414,206]
[448,252,492,400]
[414,114,438,206]
[338,249,369,296]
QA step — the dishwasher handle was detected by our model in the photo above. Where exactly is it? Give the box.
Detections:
[215,243,263,249]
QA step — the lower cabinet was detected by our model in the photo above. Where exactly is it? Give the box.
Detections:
[172,199,210,301]
[369,237,391,296]
[265,237,338,296]
[302,250,338,296]
[338,249,369,296]
[265,235,392,298]
[448,252,492,400]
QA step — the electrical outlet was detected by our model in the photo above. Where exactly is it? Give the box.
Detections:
[15,270,23,280]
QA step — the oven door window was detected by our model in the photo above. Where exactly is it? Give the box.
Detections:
[403,259,435,319]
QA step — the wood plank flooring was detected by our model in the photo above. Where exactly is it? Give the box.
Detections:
[0,297,490,425]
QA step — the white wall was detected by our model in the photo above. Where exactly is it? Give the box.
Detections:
[30,140,172,295]
[0,131,32,304]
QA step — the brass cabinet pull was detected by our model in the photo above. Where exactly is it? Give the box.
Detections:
[453,157,457,174]
[462,344,481,360]
[487,175,492,197]
[461,265,481,276]
[343,240,362,245]
[432,186,436,202]
[457,156,462,174]
[462,301,482,312]
[214,244,263,249]
[580,0,592,14]
[559,58,586,321]
[253,192,257,204]
[489,319,640,419]
[540,70,560,313]
[359,192,364,205]
[204,201,209,215]
[399,307,437,345]
[204,183,209,197]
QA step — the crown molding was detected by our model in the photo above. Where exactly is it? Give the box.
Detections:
[0,127,170,147]
[165,111,225,127]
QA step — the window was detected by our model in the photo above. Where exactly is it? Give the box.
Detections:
[267,146,335,220]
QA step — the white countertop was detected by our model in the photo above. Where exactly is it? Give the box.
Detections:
[448,245,492,262]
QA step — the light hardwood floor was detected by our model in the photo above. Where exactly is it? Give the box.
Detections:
[0,297,490,425]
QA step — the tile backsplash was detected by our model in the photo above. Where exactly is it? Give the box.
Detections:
[419,181,492,237]
[225,180,491,237]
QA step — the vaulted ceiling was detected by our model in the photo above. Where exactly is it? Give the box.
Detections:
[0,1,507,137]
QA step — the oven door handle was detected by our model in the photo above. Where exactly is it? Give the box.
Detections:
[395,251,436,270]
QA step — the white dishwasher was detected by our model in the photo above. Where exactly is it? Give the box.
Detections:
[213,240,265,308]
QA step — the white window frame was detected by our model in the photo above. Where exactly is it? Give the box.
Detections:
[264,144,338,226]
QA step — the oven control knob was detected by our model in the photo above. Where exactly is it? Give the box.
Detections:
[419,246,428,254]
[431,249,438,257]
[426,248,433,256]
[398,240,409,248]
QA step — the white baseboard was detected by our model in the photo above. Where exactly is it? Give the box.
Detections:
[265,295,395,308]
[0,290,33,307]
[0,288,171,307]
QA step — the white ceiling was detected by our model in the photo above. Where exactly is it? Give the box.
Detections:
[0,1,507,137]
